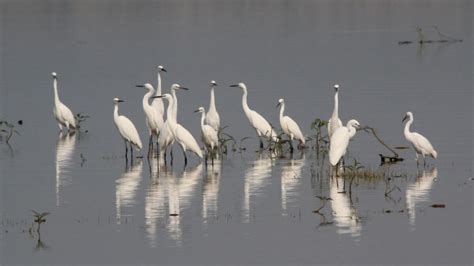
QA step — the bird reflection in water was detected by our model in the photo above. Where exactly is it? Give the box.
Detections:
[243,153,274,223]
[330,176,361,238]
[406,167,438,227]
[115,160,143,223]
[281,154,305,216]
[55,131,76,207]
[202,159,222,225]
[145,162,202,246]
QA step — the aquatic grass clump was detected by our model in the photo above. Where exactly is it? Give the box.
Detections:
[0,120,22,144]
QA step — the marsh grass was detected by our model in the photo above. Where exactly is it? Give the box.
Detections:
[0,120,21,144]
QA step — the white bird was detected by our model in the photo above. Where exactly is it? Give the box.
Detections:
[230,82,277,149]
[328,84,343,139]
[195,107,219,161]
[205,80,220,132]
[113,98,143,158]
[136,83,160,156]
[151,65,166,133]
[277,98,305,153]
[154,90,203,166]
[402,111,437,166]
[158,83,187,162]
[329,119,360,167]
[52,72,76,132]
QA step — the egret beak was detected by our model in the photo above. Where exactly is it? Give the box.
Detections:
[276,102,281,108]
[194,109,200,113]
[135,85,145,88]
[180,87,189,90]
[230,84,239,87]
[151,95,163,99]
[402,115,409,123]
[117,99,124,102]
[161,68,167,72]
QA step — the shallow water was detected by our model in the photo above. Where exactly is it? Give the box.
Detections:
[0,0,472,265]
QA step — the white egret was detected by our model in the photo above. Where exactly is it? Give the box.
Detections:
[113,98,143,158]
[154,91,203,166]
[195,107,219,162]
[136,83,160,156]
[52,72,76,132]
[205,80,220,132]
[328,84,343,139]
[402,112,437,166]
[230,82,277,149]
[329,119,361,167]
[151,65,166,133]
[158,83,188,163]
[277,98,305,153]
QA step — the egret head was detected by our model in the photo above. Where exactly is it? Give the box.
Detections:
[334,84,339,92]
[171,83,189,91]
[347,119,360,129]
[52,72,57,78]
[158,65,167,72]
[152,93,172,101]
[402,111,413,123]
[276,98,284,108]
[210,80,218,87]
[113,97,124,104]
[194,106,205,113]
[136,83,154,92]
[230,82,247,90]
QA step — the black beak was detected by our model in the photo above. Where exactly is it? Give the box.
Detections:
[180,87,189,90]
[117,99,124,102]
[402,115,408,123]
[194,109,200,113]
[276,102,281,108]
[162,68,167,72]
[151,95,163,99]
[136,84,145,88]
[230,84,239,87]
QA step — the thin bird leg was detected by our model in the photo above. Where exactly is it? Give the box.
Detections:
[182,148,188,167]
[289,139,294,154]
[148,135,153,158]
[259,137,264,150]
[170,147,174,166]
[130,142,134,159]
[124,140,128,159]
[58,123,63,132]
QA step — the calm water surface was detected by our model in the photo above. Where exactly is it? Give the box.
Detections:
[0,0,472,265]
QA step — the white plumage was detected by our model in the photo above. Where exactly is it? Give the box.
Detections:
[155,89,203,166]
[196,106,219,154]
[329,119,360,166]
[138,83,161,153]
[113,98,143,156]
[402,112,437,163]
[328,84,342,139]
[151,65,166,133]
[205,80,220,132]
[158,83,183,160]
[231,83,277,148]
[52,72,76,132]
[277,98,305,151]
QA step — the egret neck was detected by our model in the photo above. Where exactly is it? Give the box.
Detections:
[53,78,60,106]
[209,86,217,113]
[241,86,252,118]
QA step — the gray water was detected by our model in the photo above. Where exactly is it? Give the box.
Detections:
[0,0,472,265]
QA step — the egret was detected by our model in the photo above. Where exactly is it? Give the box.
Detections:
[113,98,143,159]
[158,83,188,163]
[151,65,166,134]
[136,83,160,157]
[154,91,203,167]
[402,112,437,166]
[329,119,361,168]
[52,72,76,132]
[205,80,220,132]
[230,83,277,149]
[277,98,305,153]
[328,84,343,139]
[195,107,219,162]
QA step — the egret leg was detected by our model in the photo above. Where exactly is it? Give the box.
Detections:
[130,142,134,159]
[170,147,174,165]
[289,139,294,154]
[58,123,63,132]
[259,138,264,149]
[182,148,188,167]
[148,135,153,158]
[124,140,128,159]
